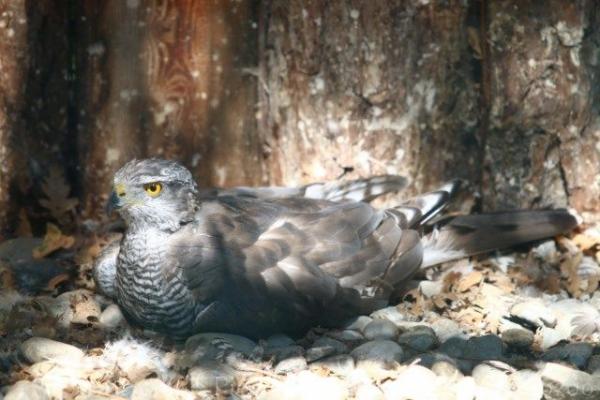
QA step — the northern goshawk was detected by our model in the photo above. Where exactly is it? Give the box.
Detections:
[94,158,578,339]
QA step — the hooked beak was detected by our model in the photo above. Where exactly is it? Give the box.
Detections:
[106,184,126,216]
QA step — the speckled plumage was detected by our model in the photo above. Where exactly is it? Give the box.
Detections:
[94,158,578,339]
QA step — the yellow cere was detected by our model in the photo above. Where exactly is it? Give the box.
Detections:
[144,182,163,197]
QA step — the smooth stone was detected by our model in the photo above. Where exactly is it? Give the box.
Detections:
[381,365,438,399]
[311,354,355,376]
[431,360,463,382]
[4,380,49,400]
[350,340,404,367]
[188,362,235,390]
[540,362,600,400]
[342,315,373,332]
[306,337,347,362]
[275,356,308,374]
[265,334,295,349]
[463,335,504,361]
[430,317,466,342]
[21,337,84,363]
[42,290,102,328]
[501,328,535,349]
[587,355,600,374]
[499,317,529,333]
[472,363,511,392]
[419,280,443,297]
[266,370,348,400]
[453,376,477,400]
[354,383,384,400]
[539,327,570,351]
[362,319,399,341]
[131,378,195,400]
[370,306,411,327]
[326,329,365,343]
[511,369,544,400]
[184,333,257,363]
[510,300,557,328]
[397,325,439,352]
[99,304,125,329]
[542,343,594,369]
[439,337,469,359]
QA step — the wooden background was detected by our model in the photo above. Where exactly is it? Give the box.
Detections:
[0,0,598,237]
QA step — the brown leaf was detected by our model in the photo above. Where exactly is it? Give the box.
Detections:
[39,166,79,223]
[33,223,75,259]
[0,263,16,290]
[572,233,600,252]
[44,273,70,292]
[457,271,483,292]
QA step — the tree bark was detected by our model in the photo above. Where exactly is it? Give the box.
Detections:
[76,0,262,218]
[482,0,600,220]
[259,0,482,197]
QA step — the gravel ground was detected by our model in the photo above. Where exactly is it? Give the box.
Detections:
[1,226,600,400]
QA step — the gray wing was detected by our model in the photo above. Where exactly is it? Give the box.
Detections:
[169,196,422,336]
[198,175,407,202]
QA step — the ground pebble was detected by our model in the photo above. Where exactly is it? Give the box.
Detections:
[439,337,469,358]
[381,365,439,399]
[370,306,411,327]
[354,383,384,400]
[266,345,304,361]
[275,356,308,374]
[587,355,600,374]
[99,304,125,329]
[326,329,364,343]
[20,337,84,363]
[431,360,463,382]
[4,380,49,400]
[511,369,543,400]
[539,327,570,351]
[350,340,405,367]
[510,300,557,328]
[463,334,504,361]
[342,315,373,332]
[542,342,594,369]
[131,378,195,400]
[311,354,355,376]
[188,362,235,390]
[266,370,348,400]
[362,319,399,340]
[45,290,102,327]
[472,363,511,392]
[306,337,347,362]
[430,317,466,342]
[540,362,600,400]
[501,328,534,349]
[397,325,439,352]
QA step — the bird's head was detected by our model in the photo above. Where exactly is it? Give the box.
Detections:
[107,158,200,231]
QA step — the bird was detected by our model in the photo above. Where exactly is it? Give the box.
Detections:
[94,158,578,339]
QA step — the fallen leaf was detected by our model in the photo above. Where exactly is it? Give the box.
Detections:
[457,271,483,292]
[39,166,79,223]
[44,273,70,292]
[33,223,75,259]
[571,233,600,252]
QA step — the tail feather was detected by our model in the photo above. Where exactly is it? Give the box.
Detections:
[421,209,579,268]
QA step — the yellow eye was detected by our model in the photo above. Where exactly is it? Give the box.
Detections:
[143,182,162,197]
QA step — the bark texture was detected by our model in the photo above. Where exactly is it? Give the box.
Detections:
[260,0,482,196]
[75,0,261,217]
[483,0,600,220]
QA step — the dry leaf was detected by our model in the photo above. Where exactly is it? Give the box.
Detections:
[44,273,70,292]
[39,166,79,223]
[0,263,16,290]
[457,271,483,292]
[33,223,75,259]
[572,233,600,252]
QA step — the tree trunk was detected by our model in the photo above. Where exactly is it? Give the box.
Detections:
[482,0,600,221]
[259,0,482,197]
[75,0,261,218]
